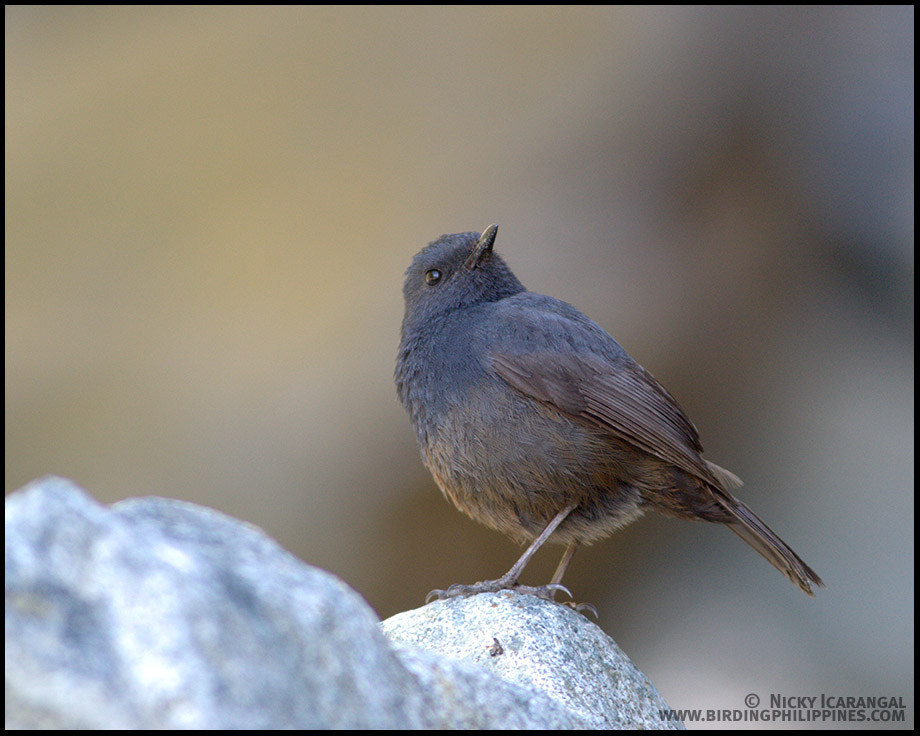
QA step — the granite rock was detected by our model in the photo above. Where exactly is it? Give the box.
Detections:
[5,476,680,729]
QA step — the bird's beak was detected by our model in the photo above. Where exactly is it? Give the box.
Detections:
[464,224,499,270]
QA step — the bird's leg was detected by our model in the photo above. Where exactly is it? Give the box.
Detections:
[550,540,579,588]
[550,539,598,616]
[427,503,577,602]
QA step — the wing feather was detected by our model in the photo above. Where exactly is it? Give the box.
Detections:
[490,350,718,485]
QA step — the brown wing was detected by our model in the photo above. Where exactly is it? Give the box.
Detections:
[489,350,721,486]
[491,348,826,595]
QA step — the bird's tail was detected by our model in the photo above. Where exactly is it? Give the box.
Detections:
[702,459,822,595]
[715,488,824,596]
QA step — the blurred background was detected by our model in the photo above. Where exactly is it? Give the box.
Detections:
[6,6,912,729]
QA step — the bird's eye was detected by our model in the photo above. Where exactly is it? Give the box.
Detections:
[425,269,442,285]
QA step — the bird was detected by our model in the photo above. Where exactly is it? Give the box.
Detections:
[395,224,823,601]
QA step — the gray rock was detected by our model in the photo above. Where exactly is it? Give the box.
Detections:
[5,476,680,729]
[5,476,434,729]
[382,593,682,729]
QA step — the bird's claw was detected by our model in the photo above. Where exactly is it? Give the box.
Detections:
[568,600,598,618]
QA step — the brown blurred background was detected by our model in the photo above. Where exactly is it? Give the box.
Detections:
[6,6,913,728]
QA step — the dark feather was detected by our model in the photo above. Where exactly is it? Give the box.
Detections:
[490,350,718,486]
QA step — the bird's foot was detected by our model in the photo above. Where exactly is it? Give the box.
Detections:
[511,582,573,601]
[426,580,572,603]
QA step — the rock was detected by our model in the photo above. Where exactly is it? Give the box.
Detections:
[382,593,682,729]
[5,476,434,729]
[5,476,681,729]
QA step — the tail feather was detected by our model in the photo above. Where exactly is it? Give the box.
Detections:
[715,490,824,596]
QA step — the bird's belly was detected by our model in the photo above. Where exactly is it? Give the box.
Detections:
[420,394,646,544]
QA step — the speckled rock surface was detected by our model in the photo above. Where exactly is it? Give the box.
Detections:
[6,476,665,729]
[382,592,683,729]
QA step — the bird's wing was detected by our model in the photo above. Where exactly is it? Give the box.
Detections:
[489,347,723,486]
